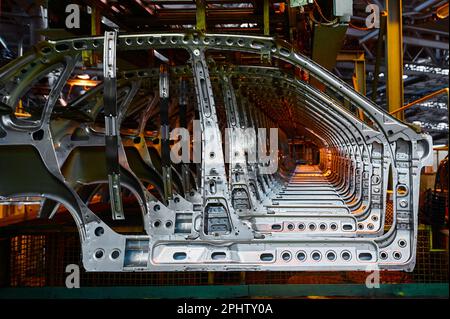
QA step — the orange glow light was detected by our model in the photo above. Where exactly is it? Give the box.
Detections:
[14,112,32,118]
[436,3,449,19]
[66,78,100,87]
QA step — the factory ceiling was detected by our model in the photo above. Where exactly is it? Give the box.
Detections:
[0,0,448,143]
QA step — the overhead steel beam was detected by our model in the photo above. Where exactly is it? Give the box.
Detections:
[385,0,404,120]
[361,43,374,59]
[348,30,449,50]
[414,0,442,12]
[358,29,379,44]
[390,88,449,115]
[403,36,449,51]
[336,62,445,79]
[404,25,449,36]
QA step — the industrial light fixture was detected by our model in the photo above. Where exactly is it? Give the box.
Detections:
[436,3,449,19]
[76,74,90,80]
[58,97,68,106]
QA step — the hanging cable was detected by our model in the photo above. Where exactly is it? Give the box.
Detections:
[308,0,339,26]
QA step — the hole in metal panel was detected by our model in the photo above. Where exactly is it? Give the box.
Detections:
[342,224,353,231]
[173,252,187,260]
[32,129,44,141]
[341,251,351,261]
[271,224,282,230]
[211,252,226,260]
[311,251,321,261]
[358,252,373,261]
[282,251,291,261]
[111,250,120,259]
[260,253,274,261]
[326,251,336,261]
[94,249,104,259]
[297,251,307,261]
[94,227,104,237]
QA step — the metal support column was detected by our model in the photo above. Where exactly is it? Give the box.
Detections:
[287,1,297,43]
[90,6,101,65]
[385,0,405,120]
[264,0,270,35]
[196,0,206,33]
[82,6,102,66]
[371,11,387,102]
[337,51,366,120]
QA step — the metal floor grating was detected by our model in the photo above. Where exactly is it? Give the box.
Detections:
[5,226,448,287]
[9,235,46,287]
